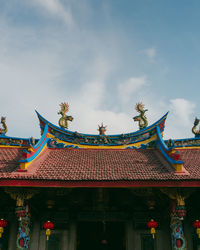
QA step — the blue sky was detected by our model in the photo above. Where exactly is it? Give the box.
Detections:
[0,0,200,139]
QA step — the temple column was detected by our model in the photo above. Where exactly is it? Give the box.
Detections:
[5,189,36,250]
[170,197,187,250]
[15,204,31,250]
[8,218,17,250]
[62,230,69,250]
[160,188,190,250]
[30,220,40,250]
[68,222,77,250]
[125,221,134,250]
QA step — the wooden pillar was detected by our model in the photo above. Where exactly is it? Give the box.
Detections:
[62,230,69,250]
[30,220,40,250]
[8,218,17,250]
[125,221,134,250]
[38,228,46,250]
[68,222,77,250]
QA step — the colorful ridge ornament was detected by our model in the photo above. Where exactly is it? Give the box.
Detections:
[98,123,107,135]
[133,102,148,130]
[192,117,200,137]
[36,110,168,149]
[0,117,7,135]
[58,102,73,129]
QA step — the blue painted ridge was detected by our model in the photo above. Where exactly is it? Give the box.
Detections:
[47,139,79,148]
[32,123,49,150]
[156,126,184,165]
[0,134,30,142]
[43,127,153,147]
[19,124,50,163]
[36,110,168,138]
[164,137,200,148]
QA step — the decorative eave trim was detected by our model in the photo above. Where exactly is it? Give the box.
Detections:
[0,179,199,187]
[156,126,187,174]
[18,124,50,170]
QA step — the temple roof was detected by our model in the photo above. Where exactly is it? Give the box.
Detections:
[1,108,200,187]
[0,146,200,187]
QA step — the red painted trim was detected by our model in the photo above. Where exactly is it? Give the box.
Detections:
[0,179,200,187]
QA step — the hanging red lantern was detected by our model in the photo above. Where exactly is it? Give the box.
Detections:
[193,220,200,238]
[43,221,54,241]
[0,219,7,238]
[147,219,158,239]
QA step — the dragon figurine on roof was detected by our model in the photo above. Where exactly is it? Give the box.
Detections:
[58,103,74,129]
[192,117,200,137]
[0,117,8,135]
[133,102,148,130]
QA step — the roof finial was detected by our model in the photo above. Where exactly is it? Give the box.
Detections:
[192,117,200,138]
[98,123,107,135]
[133,102,148,130]
[58,103,74,129]
[0,117,8,135]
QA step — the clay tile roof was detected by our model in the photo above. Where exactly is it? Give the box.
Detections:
[33,148,170,181]
[1,147,200,183]
[0,147,23,173]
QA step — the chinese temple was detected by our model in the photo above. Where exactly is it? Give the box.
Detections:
[1,103,200,250]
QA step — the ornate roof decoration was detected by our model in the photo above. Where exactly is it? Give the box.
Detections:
[36,110,168,149]
[0,117,7,135]
[58,102,73,129]
[133,102,148,130]
[98,123,107,136]
[192,117,200,137]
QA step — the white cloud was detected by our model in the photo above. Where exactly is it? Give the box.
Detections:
[32,0,74,26]
[78,81,105,109]
[0,2,197,142]
[143,47,156,61]
[169,98,195,126]
[118,76,147,104]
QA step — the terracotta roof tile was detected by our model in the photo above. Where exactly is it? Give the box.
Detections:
[0,147,200,182]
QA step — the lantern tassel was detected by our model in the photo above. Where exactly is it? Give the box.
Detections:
[46,229,51,241]
[197,228,200,238]
[0,227,4,238]
[151,228,156,239]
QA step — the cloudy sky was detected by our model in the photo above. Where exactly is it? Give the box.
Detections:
[0,0,200,139]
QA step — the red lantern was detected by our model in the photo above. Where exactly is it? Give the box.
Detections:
[147,219,158,239]
[193,220,200,238]
[43,221,54,241]
[0,219,7,238]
